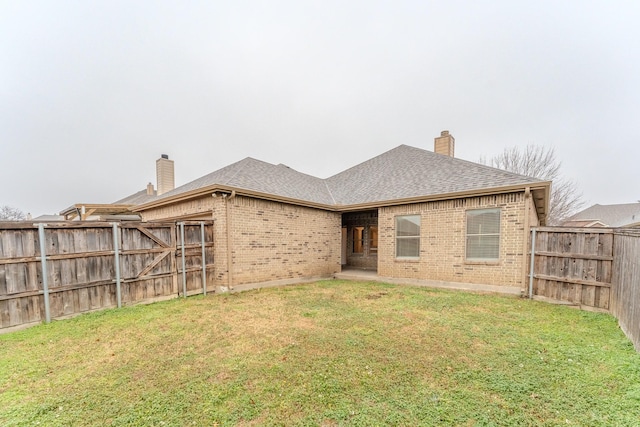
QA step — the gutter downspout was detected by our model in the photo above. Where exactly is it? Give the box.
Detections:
[521,187,532,295]
[529,228,537,299]
[225,191,236,290]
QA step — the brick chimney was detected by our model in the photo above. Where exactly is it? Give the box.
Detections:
[156,154,175,196]
[146,182,155,196]
[434,130,455,157]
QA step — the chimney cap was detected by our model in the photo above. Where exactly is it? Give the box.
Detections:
[440,130,449,136]
[161,154,169,159]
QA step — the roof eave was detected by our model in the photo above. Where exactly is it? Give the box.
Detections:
[133,184,337,212]
[336,182,551,215]
[531,182,551,226]
[134,181,551,220]
[59,203,135,216]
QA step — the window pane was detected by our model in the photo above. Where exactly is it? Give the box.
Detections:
[466,235,499,259]
[466,209,500,260]
[369,226,378,252]
[396,215,420,236]
[396,215,420,258]
[467,210,500,235]
[353,227,364,253]
[397,237,420,257]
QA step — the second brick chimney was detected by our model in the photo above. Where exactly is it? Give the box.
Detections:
[156,154,175,196]
[434,130,455,157]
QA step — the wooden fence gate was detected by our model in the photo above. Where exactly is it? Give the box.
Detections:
[529,227,613,311]
[529,227,640,351]
[0,221,214,331]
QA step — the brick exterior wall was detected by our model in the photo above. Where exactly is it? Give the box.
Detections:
[229,196,341,285]
[378,192,528,287]
[140,194,341,288]
[140,190,536,289]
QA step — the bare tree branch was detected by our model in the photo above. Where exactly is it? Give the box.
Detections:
[481,145,584,225]
[0,206,26,221]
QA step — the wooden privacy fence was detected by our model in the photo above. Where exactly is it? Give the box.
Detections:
[529,227,613,310]
[610,229,640,351]
[529,227,640,351]
[0,221,214,331]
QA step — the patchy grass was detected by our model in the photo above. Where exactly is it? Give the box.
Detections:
[1,280,639,426]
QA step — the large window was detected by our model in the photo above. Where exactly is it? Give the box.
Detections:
[350,226,377,255]
[369,226,378,253]
[353,227,364,253]
[396,215,420,258]
[466,208,500,261]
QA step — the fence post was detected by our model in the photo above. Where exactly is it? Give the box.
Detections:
[37,224,51,323]
[112,223,122,308]
[528,228,537,299]
[201,222,207,296]
[180,222,186,298]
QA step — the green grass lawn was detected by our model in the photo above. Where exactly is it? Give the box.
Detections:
[1,280,639,426]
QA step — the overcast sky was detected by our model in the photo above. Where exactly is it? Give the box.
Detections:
[1,1,638,217]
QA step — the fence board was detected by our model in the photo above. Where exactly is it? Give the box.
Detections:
[531,227,640,351]
[611,232,640,351]
[0,221,214,330]
[531,228,613,310]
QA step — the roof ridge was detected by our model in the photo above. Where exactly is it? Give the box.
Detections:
[227,157,257,182]
[328,143,542,183]
[428,147,544,182]
[323,179,337,205]
[598,202,640,207]
[275,161,329,181]
[396,143,545,182]
[326,145,406,180]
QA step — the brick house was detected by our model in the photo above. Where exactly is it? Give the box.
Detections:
[134,131,550,292]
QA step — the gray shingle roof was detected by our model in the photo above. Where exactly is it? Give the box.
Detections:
[326,145,543,205]
[146,145,543,208]
[156,157,335,205]
[565,203,640,227]
[114,189,158,205]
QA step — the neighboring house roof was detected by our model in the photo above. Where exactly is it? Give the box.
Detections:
[562,219,607,228]
[114,189,158,205]
[564,203,640,228]
[135,144,550,222]
[59,203,138,220]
